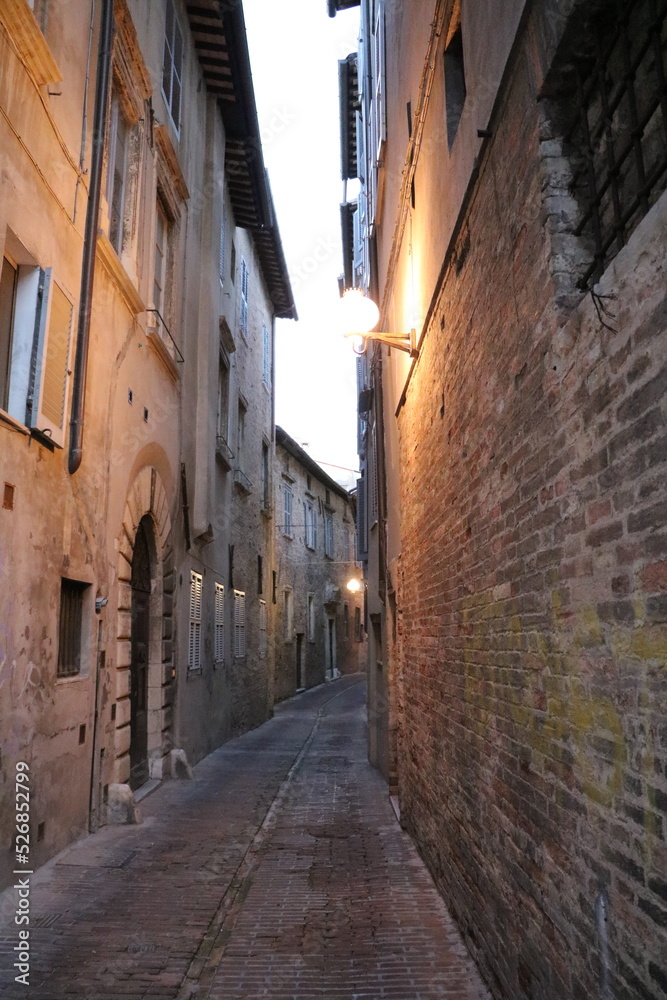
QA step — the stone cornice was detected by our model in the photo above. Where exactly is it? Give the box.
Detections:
[0,0,62,87]
[113,0,152,125]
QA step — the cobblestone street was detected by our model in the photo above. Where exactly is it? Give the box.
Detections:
[0,677,490,999]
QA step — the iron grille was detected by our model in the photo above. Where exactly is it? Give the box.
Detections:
[566,0,667,287]
[57,579,88,677]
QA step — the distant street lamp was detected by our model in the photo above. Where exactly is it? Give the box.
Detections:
[340,288,418,357]
[346,577,363,593]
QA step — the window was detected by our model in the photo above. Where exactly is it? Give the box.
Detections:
[214,582,224,663]
[355,605,363,642]
[344,602,350,641]
[188,571,202,670]
[234,590,246,658]
[373,0,387,160]
[161,0,183,131]
[0,252,74,447]
[369,425,379,525]
[307,593,315,642]
[284,589,293,642]
[240,257,248,337]
[283,483,293,537]
[107,95,129,254]
[219,210,226,285]
[230,240,236,283]
[325,514,334,559]
[261,442,270,510]
[153,199,168,314]
[57,579,89,677]
[343,524,351,563]
[444,19,466,149]
[556,0,667,287]
[259,599,267,657]
[262,324,271,389]
[257,554,263,594]
[305,501,317,550]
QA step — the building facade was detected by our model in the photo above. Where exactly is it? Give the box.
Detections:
[273,426,364,703]
[0,0,294,891]
[336,0,667,997]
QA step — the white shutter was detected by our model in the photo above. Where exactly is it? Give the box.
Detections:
[284,485,293,535]
[215,582,225,662]
[234,590,246,658]
[189,571,202,670]
[374,1,386,160]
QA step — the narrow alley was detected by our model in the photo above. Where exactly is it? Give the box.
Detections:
[0,677,490,1000]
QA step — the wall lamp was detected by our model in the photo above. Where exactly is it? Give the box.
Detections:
[340,289,418,357]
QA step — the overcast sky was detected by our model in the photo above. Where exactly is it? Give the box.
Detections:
[243,0,361,489]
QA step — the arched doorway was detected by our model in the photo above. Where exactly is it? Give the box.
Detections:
[129,515,152,789]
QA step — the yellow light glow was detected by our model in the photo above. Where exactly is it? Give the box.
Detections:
[340,288,380,335]
[346,577,362,593]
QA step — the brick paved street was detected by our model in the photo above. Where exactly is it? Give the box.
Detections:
[0,677,490,1000]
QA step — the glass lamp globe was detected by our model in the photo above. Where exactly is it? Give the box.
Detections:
[340,288,380,334]
[346,577,362,593]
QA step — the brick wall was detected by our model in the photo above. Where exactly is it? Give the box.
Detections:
[397,31,667,1000]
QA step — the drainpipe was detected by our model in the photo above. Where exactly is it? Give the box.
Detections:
[68,0,114,475]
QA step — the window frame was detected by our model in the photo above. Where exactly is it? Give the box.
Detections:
[305,501,317,551]
[240,257,249,338]
[57,578,90,678]
[161,0,184,134]
[324,513,334,559]
[259,599,267,657]
[283,483,293,538]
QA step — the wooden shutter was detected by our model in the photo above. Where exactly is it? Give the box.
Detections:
[30,275,74,448]
[215,582,225,662]
[189,571,202,670]
[234,590,246,658]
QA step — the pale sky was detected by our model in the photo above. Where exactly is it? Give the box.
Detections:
[243,0,361,489]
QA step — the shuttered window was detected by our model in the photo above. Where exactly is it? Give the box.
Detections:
[283,484,293,537]
[234,590,246,658]
[305,501,317,550]
[240,257,248,337]
[37,281,73,438]
[284,589,293,642]
[188,571,202,670]
[262,324,270,388]
[214,582,225,663]
[259,599,267,657]
[325,514,334,559]
[307,593,315,641]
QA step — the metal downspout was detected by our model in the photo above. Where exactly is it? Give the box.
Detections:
[68,0,114,475]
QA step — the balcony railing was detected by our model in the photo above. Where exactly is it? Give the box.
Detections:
[146,309,184,364]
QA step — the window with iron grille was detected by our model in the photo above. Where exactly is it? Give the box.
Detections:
[57,579,89,677]
[558,0,667,288]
